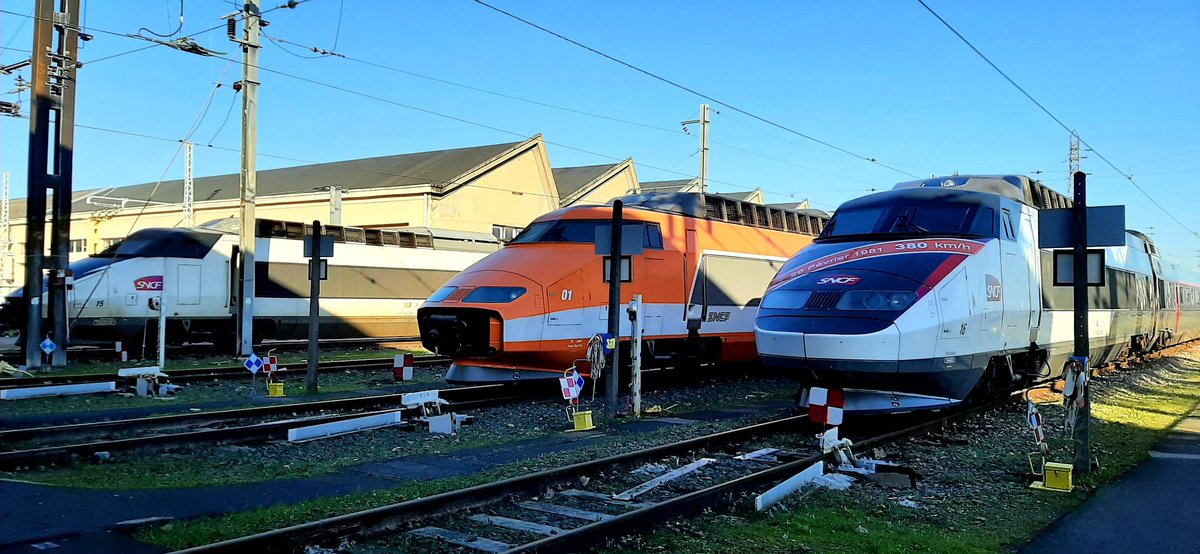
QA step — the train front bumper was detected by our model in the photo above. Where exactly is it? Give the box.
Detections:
[755,320,972,411]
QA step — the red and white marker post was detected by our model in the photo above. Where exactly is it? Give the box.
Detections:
[808,387,845,427]
[394,353,414,381]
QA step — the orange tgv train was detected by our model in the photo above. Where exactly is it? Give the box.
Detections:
[418,192,829,383]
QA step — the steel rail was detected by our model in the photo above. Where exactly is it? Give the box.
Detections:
[0,355,448,390]
[0,390,544,471]
[0,378,515,444]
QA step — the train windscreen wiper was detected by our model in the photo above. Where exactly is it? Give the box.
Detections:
[890,212,930,235]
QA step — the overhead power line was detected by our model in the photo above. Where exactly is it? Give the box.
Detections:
[3,6,838,203]
[916,0,1199,240]
[469,0,920,179]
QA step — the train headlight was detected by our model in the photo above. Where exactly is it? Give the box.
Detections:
[463,286,527,304]
[836,290,916,311]
[760,289,813,309]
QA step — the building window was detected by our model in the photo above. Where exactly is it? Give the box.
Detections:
[492,224,523,242]
[69,239,87,253]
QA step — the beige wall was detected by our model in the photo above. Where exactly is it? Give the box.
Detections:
[429,144,557,231]
[568,161,640,207]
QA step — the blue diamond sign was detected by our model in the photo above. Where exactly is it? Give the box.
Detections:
[39,338,56,355]
[244,353,263,374]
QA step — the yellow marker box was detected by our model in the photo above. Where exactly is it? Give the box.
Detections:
[1043,462,1074,491]
[572,410,595,431]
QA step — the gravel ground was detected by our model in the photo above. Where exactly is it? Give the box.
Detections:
[0,364,446,424]
[606,346,1200,554]
[12,371,802,489]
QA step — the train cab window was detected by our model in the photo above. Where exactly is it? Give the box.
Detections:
[645,223,663,250]
[93,229,220,259]
[1001,210,1016,241]
[820,202,994,240]
[511,219,662,249]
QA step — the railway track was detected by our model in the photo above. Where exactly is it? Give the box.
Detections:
[0,364,737,471]
[0,335,423,365]
[0,379,553,471]
[0,354,449,391]
[168,382,1032,554]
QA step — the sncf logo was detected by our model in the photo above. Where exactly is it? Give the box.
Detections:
[134,275,163,291]
[817,275,860,286]
[986,274,1002,301]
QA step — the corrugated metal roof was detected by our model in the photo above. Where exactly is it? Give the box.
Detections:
[716,190,759,202]
[638,179,698,193]
[61,140,526,215]
[551,163,619,199]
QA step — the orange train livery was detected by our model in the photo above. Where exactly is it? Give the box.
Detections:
[417,192,828,383]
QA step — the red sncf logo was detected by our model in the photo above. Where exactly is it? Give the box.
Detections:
[134,276,163,291]
[817,275,860,286]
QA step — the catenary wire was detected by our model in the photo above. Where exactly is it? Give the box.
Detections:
[916,0,1199,240]
[469,0,921,179]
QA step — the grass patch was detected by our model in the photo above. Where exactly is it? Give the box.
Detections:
[607,352,1200,554]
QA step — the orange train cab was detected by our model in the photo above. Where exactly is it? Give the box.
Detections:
[418,192,828,383]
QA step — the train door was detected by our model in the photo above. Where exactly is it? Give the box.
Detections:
[1021,213,1040,329]
[998,209,1033,348]
[684,229,701,329]
[642,223,667,336]
[175,264,202,307]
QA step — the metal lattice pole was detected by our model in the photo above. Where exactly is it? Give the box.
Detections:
[183,141,194,227]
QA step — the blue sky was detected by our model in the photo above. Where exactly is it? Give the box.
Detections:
[1,1,1197,263]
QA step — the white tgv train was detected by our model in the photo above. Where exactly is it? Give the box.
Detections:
[755,175,1200,412]
[2,219,498,355]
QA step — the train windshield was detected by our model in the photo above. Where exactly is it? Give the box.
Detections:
[92,229,221,259]
[509,219,663,249]
[819,203,994,240]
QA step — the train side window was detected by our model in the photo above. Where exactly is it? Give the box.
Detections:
[1001,210,1016,241]
[602,256,632,283]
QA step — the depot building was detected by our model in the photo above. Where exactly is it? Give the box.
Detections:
[2,134,778,294]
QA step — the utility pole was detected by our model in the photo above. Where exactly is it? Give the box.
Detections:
[229,1,261,356]
[681,104,710,194]
[1072,170,1091,476]
[182,141,195,227]
[24,0,81,370]
[1068,132,1082,195]
[2,171,11,284]
[328,186,342,225]
[604,201,623,420]
[307,220,323,395]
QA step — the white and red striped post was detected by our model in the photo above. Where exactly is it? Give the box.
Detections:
[394,353,414,381]
[808,387,844,427]
[263,355,279,379]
